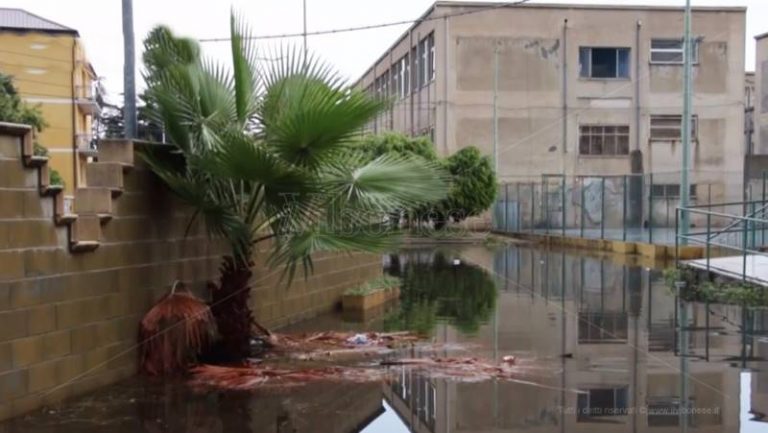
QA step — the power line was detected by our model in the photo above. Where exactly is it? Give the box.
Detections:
[198,0,532,43]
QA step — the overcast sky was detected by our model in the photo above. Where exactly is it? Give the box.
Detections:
[3,0,765,103]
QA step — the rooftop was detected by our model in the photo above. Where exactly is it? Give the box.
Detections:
[356,1,746,84]
[0,8,78,35]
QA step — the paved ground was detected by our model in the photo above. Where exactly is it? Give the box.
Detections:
[686,255,768,286]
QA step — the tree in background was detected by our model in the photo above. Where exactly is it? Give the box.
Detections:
[434,146,497,229]
[357,132,438,162]
[357,132,497,229]
[0,73,47,135]
[140,16,447,362]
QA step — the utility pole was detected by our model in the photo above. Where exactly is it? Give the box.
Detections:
[122,0,137,139]
[302,0,308,68]
[493,42,499,173]
[679,0,693,244]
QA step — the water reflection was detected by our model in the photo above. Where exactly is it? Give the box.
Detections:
[4,244,768,432]
[383,249,497,334]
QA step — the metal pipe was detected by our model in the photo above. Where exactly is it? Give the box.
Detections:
[679,0,693,245]
[122,0,137,139]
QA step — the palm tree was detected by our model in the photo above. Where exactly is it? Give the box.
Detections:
[140,14,447,361]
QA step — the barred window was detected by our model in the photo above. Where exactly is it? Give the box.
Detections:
[578,125,630,156]
[650,115,698,140]
[651,184,697,199]
[651,38,699,64]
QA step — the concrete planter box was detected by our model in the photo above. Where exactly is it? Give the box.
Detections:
[342,286,400,313]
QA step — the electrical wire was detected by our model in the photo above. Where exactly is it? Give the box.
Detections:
[198,0,533,43]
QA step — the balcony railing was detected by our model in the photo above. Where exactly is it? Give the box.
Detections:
[76,133,97,155]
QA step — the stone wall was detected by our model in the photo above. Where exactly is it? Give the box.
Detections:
[0,126,381,422]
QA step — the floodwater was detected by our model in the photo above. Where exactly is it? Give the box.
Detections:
[3,243,768,433]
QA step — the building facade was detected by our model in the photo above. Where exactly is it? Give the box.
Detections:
[357,2,746,202]
[0,8,99,192]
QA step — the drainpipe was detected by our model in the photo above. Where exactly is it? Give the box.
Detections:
[70,38,78,189]
[561,19,568,157]
[409,29,415,136]
[629,20,644,227]
[443,16,449,155]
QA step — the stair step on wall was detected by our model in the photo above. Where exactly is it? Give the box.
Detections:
[69,215,101,252]
[97,139,134,169]
[74,187,113,222]
[86,162,124,196]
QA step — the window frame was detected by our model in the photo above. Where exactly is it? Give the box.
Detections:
[650,38,700,65]
[578,124,631,156]
[579,47,631,80]
[649,114,699,141]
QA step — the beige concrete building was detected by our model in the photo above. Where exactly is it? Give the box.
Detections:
[357,2,747,200]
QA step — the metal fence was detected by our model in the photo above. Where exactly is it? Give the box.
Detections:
[493,171,751,245]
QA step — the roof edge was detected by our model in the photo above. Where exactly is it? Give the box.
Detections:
[353,1,747,86]
[756,31,768,41]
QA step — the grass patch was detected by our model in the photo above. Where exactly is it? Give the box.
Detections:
[344,275,401,296]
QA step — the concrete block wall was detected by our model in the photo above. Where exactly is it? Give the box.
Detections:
[0,126,382,421]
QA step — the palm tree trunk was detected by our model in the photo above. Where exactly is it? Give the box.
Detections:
[210,256,254,361]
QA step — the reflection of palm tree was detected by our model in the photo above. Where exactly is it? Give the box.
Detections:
[384,251,497,334]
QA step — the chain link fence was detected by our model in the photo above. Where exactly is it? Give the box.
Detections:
[494,171,749,244]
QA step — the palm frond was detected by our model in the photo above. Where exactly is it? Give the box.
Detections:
[229,11,260,124]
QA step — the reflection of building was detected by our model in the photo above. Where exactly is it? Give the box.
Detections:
[383,246,745,432]
[0,8,99,192]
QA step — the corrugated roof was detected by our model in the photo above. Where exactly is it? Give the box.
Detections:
[0,8,77,34]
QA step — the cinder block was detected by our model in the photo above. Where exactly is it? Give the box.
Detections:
[42,330,71,360]
[611,241,637,254]
[27,360,57,393]
[0,369,27,400]
[637,243,668,260]
[10,394,40,419]
[0,310,27,340]
[11,336,44,367]
[74,187,112,214]
[674,246,704,260]
[27,305,56,335]
[96,139,134,167]
[0,343,11,374]
[85,162,124,192]
[0,251,24,280]
[70,324,100,353]
[56,354,85,383]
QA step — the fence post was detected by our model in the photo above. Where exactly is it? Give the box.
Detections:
[600,177,606,240]
[516,183,521,232]
[649,173,654,244]
[544,178,549,235]
[562,176,566,238]
[504,183,510,233]
[706,213,711,273]
[760,170,766,245]
[623,175,628,242]
[530,182,535,234]
[743,214,749,282]
[580,178,585,238]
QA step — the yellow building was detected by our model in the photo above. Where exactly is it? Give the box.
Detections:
[0,8,99,192]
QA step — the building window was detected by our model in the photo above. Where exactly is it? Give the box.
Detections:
[577,387,629,421]
[578,125,630,156]
[579,47,630,79]
[416,33,435,88]
[578,312,628,343]
[651,184,697,199]
[393,55,410,98]
[650,39,699,64]
[650,115,698,140]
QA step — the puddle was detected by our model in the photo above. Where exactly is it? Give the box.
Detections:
[3,244,768,432]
